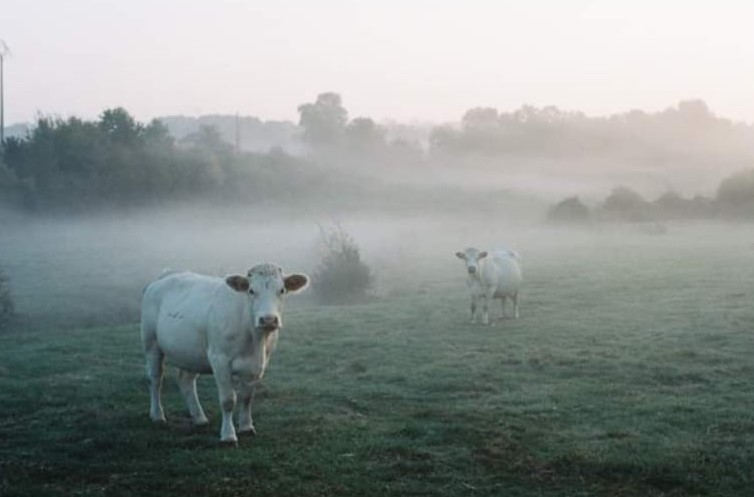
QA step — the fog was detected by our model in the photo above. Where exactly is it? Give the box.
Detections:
[2,193,753,330]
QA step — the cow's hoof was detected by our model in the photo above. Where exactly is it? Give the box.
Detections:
[219,438,239,447]
[192,417,210,426]
[238,426,257,437]
[150,415,167,424]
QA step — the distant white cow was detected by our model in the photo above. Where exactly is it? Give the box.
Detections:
[455,247,522,325]
[140,264,309,443]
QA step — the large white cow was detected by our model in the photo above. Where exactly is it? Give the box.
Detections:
[140,264,309,443]
[455,247,522,325]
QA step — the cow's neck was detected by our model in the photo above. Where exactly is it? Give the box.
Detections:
[467,271,483,285]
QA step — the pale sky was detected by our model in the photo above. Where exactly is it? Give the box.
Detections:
[1,0,754,125]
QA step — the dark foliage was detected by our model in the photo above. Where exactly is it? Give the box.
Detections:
[547,196,590,224]
[599,186,653,222]
[0,268,14,330]
[717,169,754,218]
[0,108,323,211]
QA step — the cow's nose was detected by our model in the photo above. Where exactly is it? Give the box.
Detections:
[258,315,279,328]
[468,267,477,274]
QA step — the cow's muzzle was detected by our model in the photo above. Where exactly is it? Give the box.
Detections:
[467,267,477,274]
[257,315,280,331]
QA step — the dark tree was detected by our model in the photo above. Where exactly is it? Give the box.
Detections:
[297,92,348,147]
[547,196,590,224]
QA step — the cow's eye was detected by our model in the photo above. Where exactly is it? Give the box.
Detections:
[248,288,255,296]
[279,288,286,295]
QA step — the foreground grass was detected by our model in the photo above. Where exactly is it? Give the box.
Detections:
[2,233,754,496]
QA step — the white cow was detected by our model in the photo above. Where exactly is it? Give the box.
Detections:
[140,264,309,443]
[455,247,522,325]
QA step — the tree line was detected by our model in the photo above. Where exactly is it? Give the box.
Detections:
[2,93,754,214]
[548,169,754,224]
[0,108,308,210]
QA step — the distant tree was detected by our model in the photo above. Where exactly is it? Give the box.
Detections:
[180,124,233,156]
[716,169,754,218]
[651,191,713,220]
[461,107,499,130]
[99,107,143,145]
[428,125,460,156]
[297,92,348,147]
[143,119,174,149]
[600,186,653,222]
[345,117,387,154]
[547,196,590,224]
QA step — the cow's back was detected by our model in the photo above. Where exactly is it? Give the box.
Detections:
[489,250,523,297]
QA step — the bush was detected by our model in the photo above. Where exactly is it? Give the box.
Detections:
[0,268,14,330]
[600,186,653,222]
[547,196,590,224]
[313,225,373,303]
[653,191,713,220]
[717,169,754,218]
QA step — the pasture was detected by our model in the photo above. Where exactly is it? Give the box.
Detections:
[1,216,754,496]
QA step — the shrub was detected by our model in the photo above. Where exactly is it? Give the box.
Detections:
[653,191,713,220]
[600,186,653,222]
[717,169,754,218]
[0,268,14,330]
[547,196,590,224]
[313,225,373,303]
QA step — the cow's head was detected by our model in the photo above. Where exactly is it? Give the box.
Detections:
[455,247,488,275]
[225,264,309,332]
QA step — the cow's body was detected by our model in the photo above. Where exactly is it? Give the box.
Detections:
[456,247,522,325]
[140,265,308,443]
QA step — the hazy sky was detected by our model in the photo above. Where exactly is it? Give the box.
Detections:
[2,0,753,125]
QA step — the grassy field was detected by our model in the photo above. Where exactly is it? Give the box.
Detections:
[1,222,754,496]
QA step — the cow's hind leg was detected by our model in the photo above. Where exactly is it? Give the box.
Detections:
[500,296,507,320]
[237,377,257,436]
[177,369,209,426]
[145,348,166,422]
[512,292,520,319]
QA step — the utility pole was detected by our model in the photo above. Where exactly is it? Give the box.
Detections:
[234,112,241,154]
[0,40,9,148]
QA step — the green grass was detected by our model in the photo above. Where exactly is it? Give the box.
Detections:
[2,227,754,496]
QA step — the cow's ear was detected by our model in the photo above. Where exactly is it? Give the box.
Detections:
[478,251,488,259]
[226,275,250,292]
[284,273,309,294]
[455,252,466,259]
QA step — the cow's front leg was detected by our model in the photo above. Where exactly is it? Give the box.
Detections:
[236,377,257,436]
[209,356,238,443]
[481,294,491,325]
[470,297,478,324]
